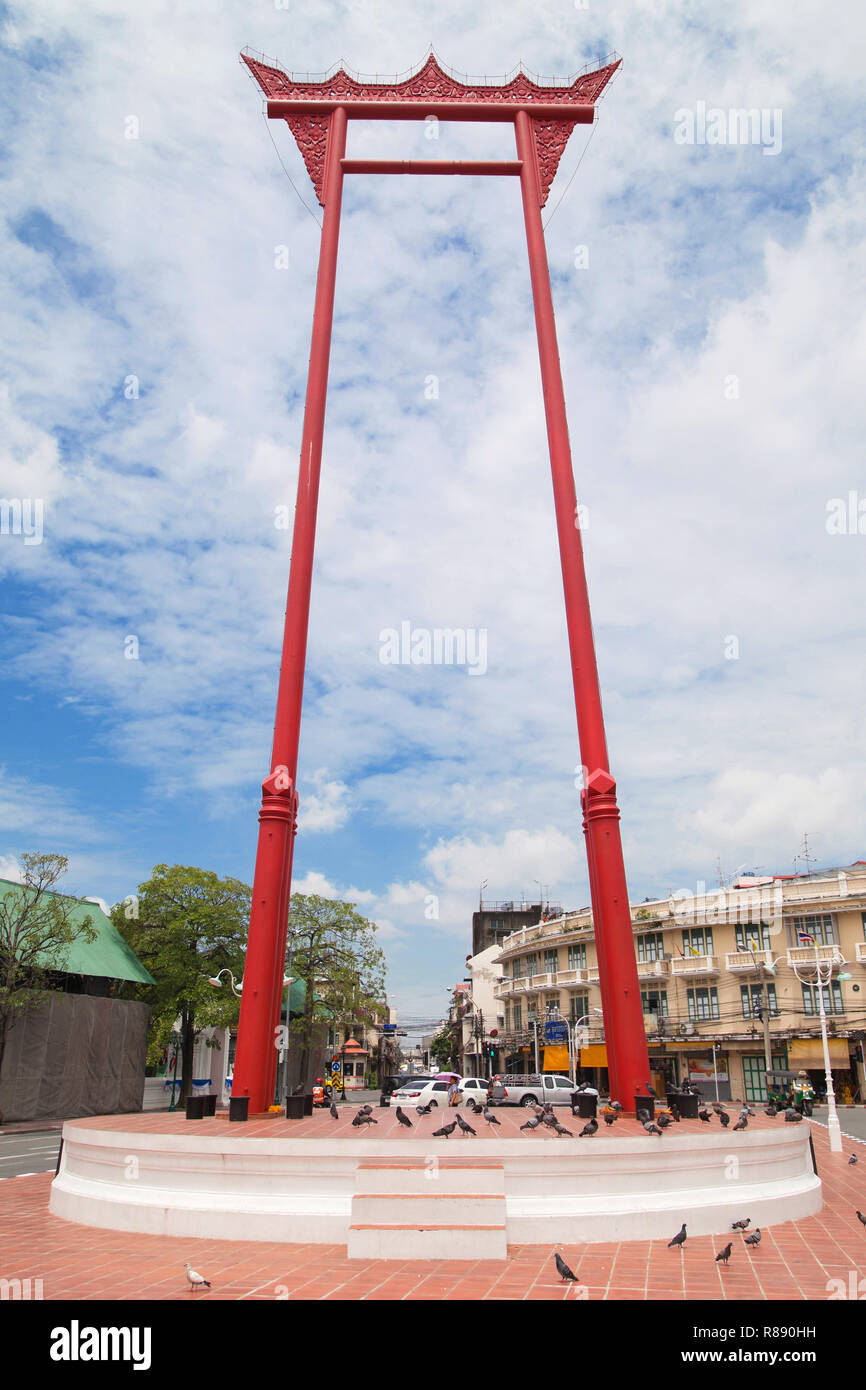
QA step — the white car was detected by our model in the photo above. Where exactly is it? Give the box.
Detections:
[391,1077,491,1109]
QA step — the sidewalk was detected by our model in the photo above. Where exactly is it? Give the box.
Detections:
[1,1120,864,1300]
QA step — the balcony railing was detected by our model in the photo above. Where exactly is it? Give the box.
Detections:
[786,945,841,970]
[636,958,669,980]
[725,950,775,973]
[670,954,720,978]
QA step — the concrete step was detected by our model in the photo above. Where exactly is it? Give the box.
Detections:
[355,1162,505,1195]
[352,1192,505,1224]
[347,1221,508,1261]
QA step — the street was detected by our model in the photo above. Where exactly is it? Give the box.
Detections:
[0,1130,61,1179]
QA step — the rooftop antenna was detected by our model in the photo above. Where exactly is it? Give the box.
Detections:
[479,879,488,908]
[793,833,817,878]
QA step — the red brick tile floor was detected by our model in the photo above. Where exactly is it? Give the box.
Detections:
[1,1112,863,1300]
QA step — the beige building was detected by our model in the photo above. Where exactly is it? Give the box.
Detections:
[494,863,866,1103]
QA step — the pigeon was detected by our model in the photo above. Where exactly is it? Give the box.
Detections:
[456,1113,476,1137]
[416,1103,432,1116]
[553,1122,574,1137]
[719,1112,730,1128]
[555,1252,579,1282]
[603,1111,617,1127]
[732,1116,748,1131]
[668,1224,687,1248]
[698,1109,712,1124]
[656,1113,672,1129]
[731,1218,751,1231]
[610,1101,623,1114]
[744,1228,761,1247]
[670,1103,681,1123]
[432,1121,457,1139]
[643,1121,663,1136]
[329,1100,339,1119]
[856,1211,866,1226]
[579,1118,598,1138]
[764,1104,778,1117]
[482,1108,501,1126]
[360,1104,373,1113]
[712,1103,725,1115]
[395,1106,412,1129]
[784,1108,803,1122]
[185,1262,211,1291]
[542,1112,559,1129]
[520,1115,542,1131]
[715,1243,733,1265]
[352,1110,377,1127]
[849,1155,858,1165]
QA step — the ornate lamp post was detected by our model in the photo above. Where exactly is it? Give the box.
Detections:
[789,946,850,1153]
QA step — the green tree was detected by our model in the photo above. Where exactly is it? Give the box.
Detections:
[430,1025,458,1071]
[113,864,250,1105]
[0,854,97,1085]
[285,894,387,1089]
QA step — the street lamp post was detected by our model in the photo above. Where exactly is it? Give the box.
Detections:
[789,945,849,1154]
[569,1009,604,1085]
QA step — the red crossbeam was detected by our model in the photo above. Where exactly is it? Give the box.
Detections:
[341,159,522,176]
[267,99,595,123]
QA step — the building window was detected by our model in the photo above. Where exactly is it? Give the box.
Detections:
[637,932,665,962]
[513,1004,522,1030]
[524,953,538,978]
[687,987,719,1021]
[791,914,836,947]
[682,928,713,957]
[567,943,587,970]
[489,917,505,932]
[505,1007,511,1031]
[543,949,558,974]
[740,983,778,1018]
[735,923,772,952]
[641,989,668,1016]
[569,993,589,1023]
[801,981,843,1016]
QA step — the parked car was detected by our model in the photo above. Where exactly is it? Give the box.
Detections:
[381,1073,434,1099]
[494,1074,576,1107]
[391,1076,505,1108]
[458,1077,493,1105]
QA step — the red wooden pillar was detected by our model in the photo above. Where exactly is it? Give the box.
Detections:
[232,108,348,1114]
[514,110,648,1108]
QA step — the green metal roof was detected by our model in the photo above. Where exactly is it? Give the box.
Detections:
[0,879,156,986]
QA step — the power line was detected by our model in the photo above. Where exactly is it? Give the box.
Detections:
[262,113,323,228]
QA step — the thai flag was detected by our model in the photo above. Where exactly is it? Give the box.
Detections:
[798,929,815,945]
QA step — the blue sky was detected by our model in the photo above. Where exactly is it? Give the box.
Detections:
[2,0,865,1026]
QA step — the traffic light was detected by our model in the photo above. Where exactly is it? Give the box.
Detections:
[854,1043,864,1064]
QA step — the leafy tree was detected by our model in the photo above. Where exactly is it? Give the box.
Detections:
[285,894,387,1088]
[430,1025,458,1071]
[113,864,250,1104]
[0,854,97,1084]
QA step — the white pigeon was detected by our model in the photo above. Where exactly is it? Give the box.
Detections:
[185,1261,211,1291]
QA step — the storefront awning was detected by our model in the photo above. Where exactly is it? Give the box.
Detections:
[579,1044,608,1067]
[788,1038,850,1070]
[542,1045,570,1072]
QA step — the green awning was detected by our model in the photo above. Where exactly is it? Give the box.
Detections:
[0,879,156,985]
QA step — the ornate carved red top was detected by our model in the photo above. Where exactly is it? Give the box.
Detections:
[242,50,620,208]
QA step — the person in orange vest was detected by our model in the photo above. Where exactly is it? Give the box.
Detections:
[312,1078,326,1107]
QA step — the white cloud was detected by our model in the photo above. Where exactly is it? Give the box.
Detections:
[1,0,865,1019]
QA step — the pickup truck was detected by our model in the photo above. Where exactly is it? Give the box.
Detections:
[494,1074,577,1107]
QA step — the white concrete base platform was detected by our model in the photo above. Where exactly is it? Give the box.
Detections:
[50,1117,823,1258]
[348,1163,507,1259]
